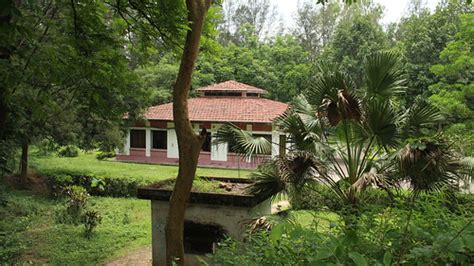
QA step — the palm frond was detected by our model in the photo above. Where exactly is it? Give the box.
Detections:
[246,160,287,198]
[363,51,405,100]
[398,97,444,137]
[213,123,272,158]
[395,140,462,193]
[364,100,399,148]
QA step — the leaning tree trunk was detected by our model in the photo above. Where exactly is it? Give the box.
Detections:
[165,0,211,265]
[19,140,29,187]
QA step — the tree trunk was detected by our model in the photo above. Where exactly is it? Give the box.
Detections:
[20,140,29,187]
[164,0,211,265]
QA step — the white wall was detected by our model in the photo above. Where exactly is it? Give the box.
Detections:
[167,129,179,158]
[124,130,130,155]
[211,135,228,161]
[271,132,280,157]
[145,129,151,157]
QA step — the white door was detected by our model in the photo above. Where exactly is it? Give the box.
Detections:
[167,129,179,158]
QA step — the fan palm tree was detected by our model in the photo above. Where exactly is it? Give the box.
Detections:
[215,51,461,207]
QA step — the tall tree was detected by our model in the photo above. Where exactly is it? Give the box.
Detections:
[322,2,388,83]
[428,13,474,155]
[165,0,211,264]
[294,0,341,60]
[396,0,470,104]
[0,1,149,183]
[218,0,277,44]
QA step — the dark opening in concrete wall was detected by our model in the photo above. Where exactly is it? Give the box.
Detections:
[184,221,226,254]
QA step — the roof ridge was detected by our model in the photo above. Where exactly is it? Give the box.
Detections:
[196,80,267,93]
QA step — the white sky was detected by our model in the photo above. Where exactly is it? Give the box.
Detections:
[275,0,441,27]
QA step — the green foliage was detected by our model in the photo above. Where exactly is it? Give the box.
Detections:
[0,184,151,264]
[95,151,116,160]
[58,145,79,158]
[428,13,474,155]
[322,4,388,82]
[217,52,458,207]
[35,139,60,156]
[212,194,474,265]
[82,210,102,239]
[396,1,470,104]
[30,152,248,197]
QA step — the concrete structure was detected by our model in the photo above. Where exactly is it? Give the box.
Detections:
[137,177,273,265]
[117,80,288,169]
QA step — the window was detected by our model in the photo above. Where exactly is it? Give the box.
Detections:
[152,130,167,149]
[130,130,145,148]
[204,92,242,97]
[247,93,259,97]
[202,132,211,152]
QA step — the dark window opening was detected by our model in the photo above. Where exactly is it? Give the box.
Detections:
[202,132,211,152]
[204,92,242,97]
[247,93,259,97]
[152,130,167,149]
[184,221,226,254]
[130,130,145,148]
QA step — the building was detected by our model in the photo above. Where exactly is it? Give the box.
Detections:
[116,80,288,169]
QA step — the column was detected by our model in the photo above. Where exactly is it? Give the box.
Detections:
[271,132,280,157]
[124,130,130,156]
[145,128,151,157]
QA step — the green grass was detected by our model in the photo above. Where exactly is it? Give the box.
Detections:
[30,152,251,182]
[0,185,335,264]
[290,210,339,231]
[0,184,151,264]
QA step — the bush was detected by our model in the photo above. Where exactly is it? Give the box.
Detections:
[95,151,116,160]
[56,185,89,225]
[36,139,59,156]
[211,197,474,265]
[291,182,394,212]
[43,169,148,198]
[82,210,102,239]
[58,145,79,158]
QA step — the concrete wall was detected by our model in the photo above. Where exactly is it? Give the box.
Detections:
[150,199,271,265]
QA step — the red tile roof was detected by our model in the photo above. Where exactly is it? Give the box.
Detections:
[144,97,288,123]
[196,80,267,94]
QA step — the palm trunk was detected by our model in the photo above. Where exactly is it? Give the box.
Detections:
[164,1,211,265]
[20,140,29,187]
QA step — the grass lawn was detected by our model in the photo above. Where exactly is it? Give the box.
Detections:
[0,185,151,264]
[1,183,337,264]
[30,151,252,182]
[290,210,339,232]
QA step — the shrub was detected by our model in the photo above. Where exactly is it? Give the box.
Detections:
[211,198,474,265]
[82,210,102,239]
[58,145,79,158]
[291,182,394,212]
[56,185,90,225]
[44,169,147,198]
[95,151,116,160]
[36,139,59,156]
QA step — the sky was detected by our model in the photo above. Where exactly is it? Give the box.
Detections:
[275,0,441,27]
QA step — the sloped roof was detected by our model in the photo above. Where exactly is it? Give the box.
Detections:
[196,80,267,94]
[144,97,288,123]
